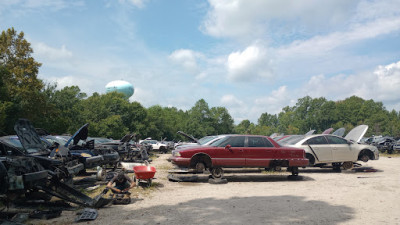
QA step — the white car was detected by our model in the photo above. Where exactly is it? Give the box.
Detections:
[278,125,379,170]
[174,131,226,150]
[139,139,168,153]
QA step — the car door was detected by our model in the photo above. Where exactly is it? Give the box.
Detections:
[303,136,332,163]
[325,136,355,161]
[212,136,246,167]
[245,136,275,167]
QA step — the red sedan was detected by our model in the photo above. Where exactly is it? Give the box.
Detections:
[170,134,308,178]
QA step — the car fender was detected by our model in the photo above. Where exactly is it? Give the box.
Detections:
[190,152,213,168]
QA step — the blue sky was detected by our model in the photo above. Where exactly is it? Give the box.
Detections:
[1,0,400,123]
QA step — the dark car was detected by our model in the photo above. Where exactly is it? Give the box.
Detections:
[96,134,150,162]
[58,124,120,168]
[170,134,308,178]
[0,140,49,195]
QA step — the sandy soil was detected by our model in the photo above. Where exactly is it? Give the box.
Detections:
[42,154,400,225]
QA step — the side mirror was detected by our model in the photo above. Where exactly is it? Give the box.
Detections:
[225,144,232,151]
[347,141,352,145]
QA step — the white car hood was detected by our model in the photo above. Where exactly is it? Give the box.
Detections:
[344,125,368,143]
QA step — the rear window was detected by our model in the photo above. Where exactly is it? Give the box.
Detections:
[248,137,273,147]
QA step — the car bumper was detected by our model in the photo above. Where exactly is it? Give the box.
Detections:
[67,163,85,175]
[288,158,309,167]
[170,156,190,167]
[102,152,120,163]
[84,155,104,168]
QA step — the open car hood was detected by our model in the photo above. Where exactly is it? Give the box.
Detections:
[305,130,315,135]
[177,131,199,144]
[14,119,46,152]
[322,128,333,134]
[344,125,368,143]
[65,123,89,147]
[120,133,133,143]
[332,128,345,137]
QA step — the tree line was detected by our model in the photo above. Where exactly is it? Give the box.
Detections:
[1,28,400,140]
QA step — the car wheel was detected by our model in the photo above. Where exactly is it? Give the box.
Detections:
[159,146,166,153]
[342,161,353,170]
[210,167,224,179]
[195,162,205,173]
[291,167,299,176]
[332,162,341,171]
[96,166,106,181]
[360,154,370,162]
[305,154,315,166]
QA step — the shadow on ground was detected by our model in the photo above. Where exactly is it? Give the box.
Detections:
[94,195,354,225]
[300,166,382,174]
[168,172,314,183]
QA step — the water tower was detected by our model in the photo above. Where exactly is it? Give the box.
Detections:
[105,80,134,99]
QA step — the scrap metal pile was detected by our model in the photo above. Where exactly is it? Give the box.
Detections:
[0,119,157,224]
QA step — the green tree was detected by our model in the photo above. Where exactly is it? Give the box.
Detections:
[0,28,44,125]
[210,106,234,134]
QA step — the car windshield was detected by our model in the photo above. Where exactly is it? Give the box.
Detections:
[46,136,68,146]
[1,136,23,149]
[198,136,216,145]
[87,137,113,144]
[278,135,305,145]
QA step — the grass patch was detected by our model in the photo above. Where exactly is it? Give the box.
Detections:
[81,184,107,198]
[135,181,162,196]
[156,163,174,171]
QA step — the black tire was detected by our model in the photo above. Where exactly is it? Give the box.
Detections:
[195,162,205,173]
[305,154,315,166]
[291,167,299,176]
[360,154,370,162]
[159,146,166,153]
[342,161,353,170]
[210,167,224,179]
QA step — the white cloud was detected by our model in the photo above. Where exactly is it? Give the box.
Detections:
[33,42,73,61]
[226,44,273,81]
[168,49,205,75]
[299,60,400,108]
[201,0,357,39]
[118,0,148,9]
[278,17,400,58]
[221,94,244,107]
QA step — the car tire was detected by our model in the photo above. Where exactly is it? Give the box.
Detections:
[332,162,341,172]
[305,153,315,166]
[291,167,299,176]
[342,161,353,170]
[195,162,205,173]
[210,167,224,179]
[360,154,370,162]
[159,146,166,153]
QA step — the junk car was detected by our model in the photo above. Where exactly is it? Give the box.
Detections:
[170,134,308,178]
[278,125,379,170]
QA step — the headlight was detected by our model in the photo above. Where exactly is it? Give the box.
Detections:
[80,153,92,158]
[172,151,181,157]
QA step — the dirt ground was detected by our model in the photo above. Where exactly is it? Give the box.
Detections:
[40,154,399,225]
